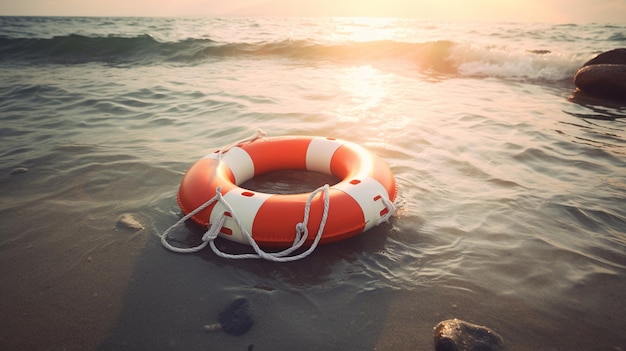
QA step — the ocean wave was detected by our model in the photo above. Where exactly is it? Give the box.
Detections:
[451,44,581,81]
[0,34,580,81]
[0,34,452,64]
[0,34,213,65]
[607,32,626,41]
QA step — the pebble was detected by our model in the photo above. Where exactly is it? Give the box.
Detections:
[116,213,144,230]
[217,297,254,336]
[203,323,222,332]
[10,167,29,175]
[434,319,504,351]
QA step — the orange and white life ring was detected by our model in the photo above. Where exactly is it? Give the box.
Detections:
[176,135,397,248]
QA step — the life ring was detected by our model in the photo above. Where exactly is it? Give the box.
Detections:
[177,135,397,248]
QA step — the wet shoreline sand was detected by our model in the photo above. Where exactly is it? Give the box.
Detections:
[2,164,625,350]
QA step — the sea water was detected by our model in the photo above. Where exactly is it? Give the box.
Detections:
[0,16,625,351]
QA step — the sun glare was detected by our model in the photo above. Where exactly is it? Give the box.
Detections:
[336,65,388,121]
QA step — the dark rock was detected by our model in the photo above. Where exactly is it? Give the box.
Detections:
[572,48,626,101]
[582,48,626,67]
[434,319,504,351]
[218,297,254,336]
[574,64,626,100]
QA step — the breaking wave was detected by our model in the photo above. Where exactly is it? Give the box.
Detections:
[0,34,581,81]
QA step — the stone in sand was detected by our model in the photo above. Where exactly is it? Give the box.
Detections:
[434,319,504,351]
[116,213,144,230]
[218,297,254,336]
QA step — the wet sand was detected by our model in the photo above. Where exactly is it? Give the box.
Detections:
[2,162,626,351]
[0,199,148,350]
[0,161,169,350]
[3,166,626,351]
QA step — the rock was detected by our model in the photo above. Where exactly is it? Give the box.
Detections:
[574,64,626,101]
[217,297,254,336]
[581,48,626,67]
[203,323,222,332]
[116,213,144,230]
[10,167,29,175]
[572,48,626,101]
[434,319,504,351]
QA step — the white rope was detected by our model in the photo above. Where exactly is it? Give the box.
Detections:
[161,184,331,262]
[159,188,222,254]
[207,184,331,262]
[160,130,266,253]
[217,129,266,162]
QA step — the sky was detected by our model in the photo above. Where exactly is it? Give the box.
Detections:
[1,0,625,24]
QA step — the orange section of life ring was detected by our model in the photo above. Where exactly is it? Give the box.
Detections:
[177,136,397,248]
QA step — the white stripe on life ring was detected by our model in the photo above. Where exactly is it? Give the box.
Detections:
[210,188,272,244]
[221,147,254,185]
[306,137,342,173]
[333,175,390,231]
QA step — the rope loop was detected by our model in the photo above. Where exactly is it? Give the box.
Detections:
[217,129,266,162]
[206,184,331,262]
[161,183,331,262]
[159,186,223,254]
